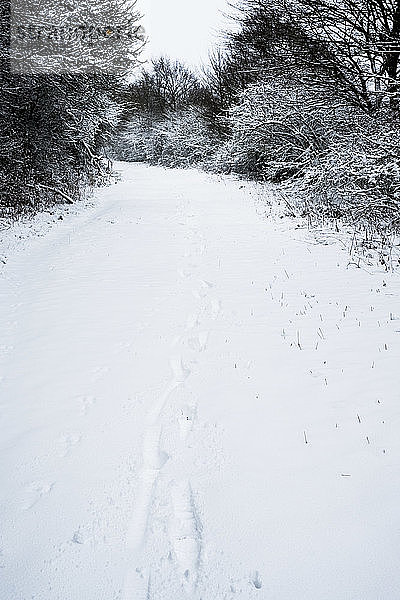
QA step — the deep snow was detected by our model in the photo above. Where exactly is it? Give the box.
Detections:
[1,163,400,599]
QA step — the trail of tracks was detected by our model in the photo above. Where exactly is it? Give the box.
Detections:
[123,196,222,598]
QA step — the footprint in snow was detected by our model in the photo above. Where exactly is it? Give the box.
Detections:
[170,355,191,384]
[20,481,55,510]
[188,331,209,353]
[169,480,202,594]
[251,571,263,590]
[72,527,92,545]
[78,395,96,416]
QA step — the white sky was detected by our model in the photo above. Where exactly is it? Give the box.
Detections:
[137,0,232,68]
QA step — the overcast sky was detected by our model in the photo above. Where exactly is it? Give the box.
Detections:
[137,0,231,67]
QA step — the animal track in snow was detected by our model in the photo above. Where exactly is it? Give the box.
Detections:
[169,480,202,594]
[57,432,82,457]
[20,480,55,510]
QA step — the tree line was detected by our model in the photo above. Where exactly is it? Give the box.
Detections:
[115,0,400,233]
[0,0,144,217]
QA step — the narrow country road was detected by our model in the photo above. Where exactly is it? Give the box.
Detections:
[1,163,400,599]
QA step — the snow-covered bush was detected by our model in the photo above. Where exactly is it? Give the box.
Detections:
[208,75,400,232]
[153,108,219,168]
[292,116,400,231]
[117,107,219,168]
[0,74,123,217]
[112,115,159,163]
[218,80,331,181]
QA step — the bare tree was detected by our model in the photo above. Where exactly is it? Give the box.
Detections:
[298,0,400,109]
[227,0,400,112]
[150,57,203,111]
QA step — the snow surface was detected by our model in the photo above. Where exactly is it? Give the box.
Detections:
[1,162,400,599]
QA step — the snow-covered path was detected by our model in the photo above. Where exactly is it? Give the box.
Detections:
[1,163,400,599]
